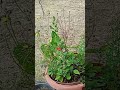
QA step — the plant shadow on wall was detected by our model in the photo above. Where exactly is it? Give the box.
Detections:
[1,9,34,88]
[85,17,120,90]
[40,16,85,90]
[13,43,35,88]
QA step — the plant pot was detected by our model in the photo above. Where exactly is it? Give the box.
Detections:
[44,68,85,90]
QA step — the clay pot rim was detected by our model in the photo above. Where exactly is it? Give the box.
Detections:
[56,81,81,85]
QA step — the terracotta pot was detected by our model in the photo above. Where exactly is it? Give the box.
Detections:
[45,68,85,90]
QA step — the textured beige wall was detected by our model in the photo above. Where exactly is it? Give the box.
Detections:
[35,0,85,81]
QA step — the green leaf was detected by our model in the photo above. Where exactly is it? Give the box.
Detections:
[59,77,63,82]
[55,75,61,80]
[41,44,52,58]
[73,69,80,75]
[50,31,61,51]
[70,66,73,71]
[51,31,61,43]
[55,75,63,82]
[66,73,71,80]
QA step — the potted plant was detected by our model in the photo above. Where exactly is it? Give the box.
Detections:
[40,16,85,90]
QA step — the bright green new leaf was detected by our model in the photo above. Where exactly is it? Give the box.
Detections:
[55,75,61,80]
[50,31,61,50]
[73,69,80,75]
[66,73,71,80]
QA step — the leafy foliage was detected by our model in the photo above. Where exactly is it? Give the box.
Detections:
[41,16,85,83]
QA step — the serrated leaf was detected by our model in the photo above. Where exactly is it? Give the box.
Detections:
[73,69,80,75]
